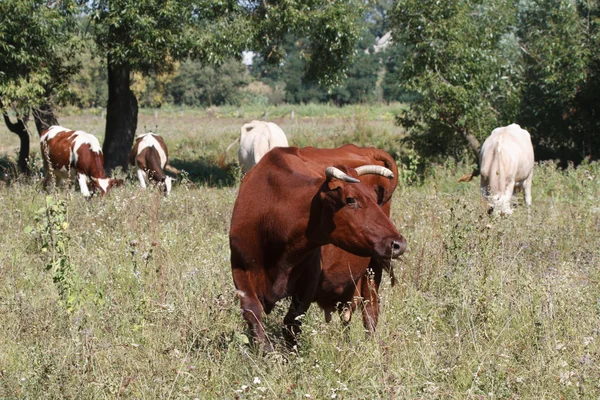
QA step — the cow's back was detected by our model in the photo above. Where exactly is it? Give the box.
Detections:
[238,121,289,173]
[265,122,289,148]
[480,124,534,183]
[130,133,169,168]
[480,124,534,213]
[41,126,102,171]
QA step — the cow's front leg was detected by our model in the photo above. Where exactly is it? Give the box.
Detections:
[283,256,320,348]
[523,173,533,207]
[77,173,91,197]
[136,169,148,189]
[232,268,272,351]
[500,180,516,215]
[360,263,383,334]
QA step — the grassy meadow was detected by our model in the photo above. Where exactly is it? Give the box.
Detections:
[0,104,599,399]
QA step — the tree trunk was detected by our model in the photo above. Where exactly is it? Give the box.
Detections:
[1,109,31,175]
[456,129,483,182]
[462,129,482,165]
[103,58,138,175]
[32,102,59,135]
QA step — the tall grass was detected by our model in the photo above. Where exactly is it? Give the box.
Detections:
[0,108,599,398]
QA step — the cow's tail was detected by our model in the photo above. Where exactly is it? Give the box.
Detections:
[217,137,240,169]
[164,164,181,175]
[495,137,506,206]
[457,168,480,182]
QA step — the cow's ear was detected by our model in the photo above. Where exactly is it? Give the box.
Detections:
[374,185,386,205]
[319,182,344,209]
[326,179,344,191]
[111,178,124,188]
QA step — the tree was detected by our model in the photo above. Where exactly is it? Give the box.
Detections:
[278,37,328,104]
[329,35,381,105]
[0,0,79,173]
[86,0,363,173]
[390,0,522,163]
[390,0,600,164]
[251,1,389,106]
[516,0,600,161]
[381,42,414,103]
[167,58,250,107]
[69,48,109,109]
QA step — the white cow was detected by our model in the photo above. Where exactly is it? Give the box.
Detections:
[479,123,534,215]
[238,121,289,173]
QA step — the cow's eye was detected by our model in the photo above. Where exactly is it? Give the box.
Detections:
[346,197,356,205]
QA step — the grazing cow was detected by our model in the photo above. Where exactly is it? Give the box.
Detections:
[229,145,407,349]
[129,133,174,195]
[40,125,122,197]
[238,120,289,173]
[479,124,534,215]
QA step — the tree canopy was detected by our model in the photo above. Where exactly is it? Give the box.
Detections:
[0,0,80,172]
[390,0,600,163]
[83,0,365,172]
[0,0,79,113]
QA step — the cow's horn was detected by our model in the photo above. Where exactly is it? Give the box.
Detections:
[325,167,360,183]
[355,165,394,179]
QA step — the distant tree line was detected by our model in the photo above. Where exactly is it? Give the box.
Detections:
[68,0,407,109]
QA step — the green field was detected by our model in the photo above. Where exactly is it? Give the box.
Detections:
[1,106,599,399]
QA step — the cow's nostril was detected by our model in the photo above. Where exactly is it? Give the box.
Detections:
[390,238,407,257]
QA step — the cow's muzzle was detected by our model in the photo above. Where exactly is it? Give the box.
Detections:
[391,236,407,258]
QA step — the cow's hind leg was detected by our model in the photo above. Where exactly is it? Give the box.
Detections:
[523,173,533,207]
[42,169,53,192]
[232,268,271,351]
[77,173,92,197]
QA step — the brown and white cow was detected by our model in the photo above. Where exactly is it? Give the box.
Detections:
[229,145,407,349]
[479,123,534,215]
[129,133,174,195]
[40,125,122,197]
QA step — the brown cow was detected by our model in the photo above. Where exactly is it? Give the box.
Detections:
[229,145,407,349]
[40,126,122,197]
[129,133,174,195]
[298,145,400,332]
